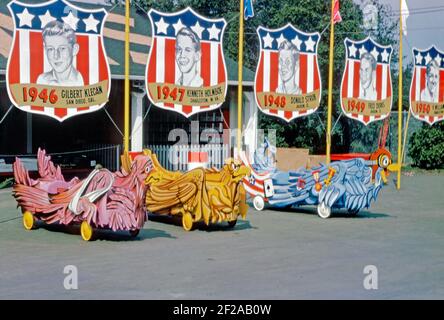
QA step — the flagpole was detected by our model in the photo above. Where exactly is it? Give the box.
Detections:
[326,0,335,164]
[397,0,403,189]
[401,109,411,164]
[237,0,245,156]
[124,0,131,153]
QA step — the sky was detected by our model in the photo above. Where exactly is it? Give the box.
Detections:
[75,0,444,62]
[74,1,444,53]
[375,0,444,61]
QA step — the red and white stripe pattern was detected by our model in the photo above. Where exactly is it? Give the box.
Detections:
[240,151,271,198]
[6,1,110,122]
[146,8,227,118]
[409,46,444,125]
[340,37,393,125]
[187,151,208,170]
[7,30,109,121]
[254,26,322,122]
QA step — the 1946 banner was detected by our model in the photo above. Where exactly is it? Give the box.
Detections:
[340,37,393,125]
[6,0,111,122]
[409,46,444,125]
[254,24,322,122]
[146,7,228,118]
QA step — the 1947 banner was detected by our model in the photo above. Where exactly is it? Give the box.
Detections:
[254,24,322,122]
[409,46,444,125]
[6,0,111,122]
[146,7,227,118]
[340,37,393,125]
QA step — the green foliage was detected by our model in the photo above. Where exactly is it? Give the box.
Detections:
[258,111,326,153]
[0,178,13,189]
[409,122,444,169]
[253,1,401,153]
[135,0,406,155]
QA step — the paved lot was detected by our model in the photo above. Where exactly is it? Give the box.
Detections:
[0,174,443,299]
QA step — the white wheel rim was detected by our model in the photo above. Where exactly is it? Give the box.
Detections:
[253,196,265,211]
[317,202,331,219]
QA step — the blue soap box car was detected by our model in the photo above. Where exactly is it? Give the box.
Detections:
[241,139,398,218]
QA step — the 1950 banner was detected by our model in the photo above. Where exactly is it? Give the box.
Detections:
[409,45,444,125]
[146,7,228,118]
[6,0,111,122]
[254,24,322,122]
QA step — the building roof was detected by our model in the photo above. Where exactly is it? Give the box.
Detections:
[0,0,255,84]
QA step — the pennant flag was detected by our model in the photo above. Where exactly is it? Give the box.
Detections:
[245,0,254,20]
[333,0,342,24]
[401,0,409,35]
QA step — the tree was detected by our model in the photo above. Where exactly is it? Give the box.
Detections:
[409,121,444,169]
[251,0,401,154]
[134,0,402,154]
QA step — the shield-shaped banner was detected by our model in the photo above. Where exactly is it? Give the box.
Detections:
[340,37,393,125]
[409,46,444,125]
[254,24,322,122]
[6,0,110,122]
[146,7,227,118]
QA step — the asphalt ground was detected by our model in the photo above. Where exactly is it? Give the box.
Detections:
[0,174,443,299]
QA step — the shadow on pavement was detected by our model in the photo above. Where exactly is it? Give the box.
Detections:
[198,219,255,232]
[39,222,175,241]
[148,213,256,232]
[346,211,391,219]
[261,206,391,219]
[94,228,175,241]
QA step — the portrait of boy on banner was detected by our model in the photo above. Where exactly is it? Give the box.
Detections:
[254,24,322,122]
[37,20,84,86]
[175,27,203,88]
[146,7,228,118]
[410,46,444,125]
[340,37,393,125]
[6,0,111,122]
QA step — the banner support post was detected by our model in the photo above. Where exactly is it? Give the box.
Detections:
[237,0,245,157]
[124,0,131,153]
[397,0,403,190]
[326,0,335,165]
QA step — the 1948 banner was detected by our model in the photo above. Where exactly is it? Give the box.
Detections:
[254,24,322,122]
[146,7,228,118]
[409,45,444,125]
[6,0,111,122]
[340,37,393,125]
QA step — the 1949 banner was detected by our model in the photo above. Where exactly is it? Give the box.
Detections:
[6,0,111,122]
[409,45,444,125]
[340,37,393,125]
[254,24,322,122]
[145,7,228,118]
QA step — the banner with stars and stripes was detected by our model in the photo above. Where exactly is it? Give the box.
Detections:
[340,37,393,125]
[254,24,322,122]
[409,46,444,125]
[6,0,111,122]
[145,7,228,118]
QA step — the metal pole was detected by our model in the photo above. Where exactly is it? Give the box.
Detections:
[326,0,335,164]
[124,0,131,153]
[237,0,245,157]
[397,0,403,189]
